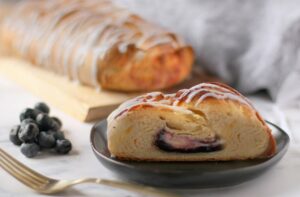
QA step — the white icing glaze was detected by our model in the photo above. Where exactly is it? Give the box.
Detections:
[180,83,252,107]
[107,82,254,122]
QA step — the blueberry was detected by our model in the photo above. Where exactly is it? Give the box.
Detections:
[34,102,50,114]
[47,130,65,140]
[21,118,35,127]
[49,120,60,131]
[54,131,65,140]
[55,139,72,154]
[20,143,40,158]
[36,113,53,131]
[9,125,22,146]
[20,118,37,134]
[38,132,56,148]
[51,117,62,130]
[18,123,39,143]
[20,108,39,122]
[46,130,56,138]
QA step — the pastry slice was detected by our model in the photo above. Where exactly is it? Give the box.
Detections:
[107,82,276,161]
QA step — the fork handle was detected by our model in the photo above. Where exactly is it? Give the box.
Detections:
[70,178,179,197]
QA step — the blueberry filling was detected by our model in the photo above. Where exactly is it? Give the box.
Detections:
[155,128,223,153]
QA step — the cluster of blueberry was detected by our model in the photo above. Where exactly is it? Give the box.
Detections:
[9,102,72,158]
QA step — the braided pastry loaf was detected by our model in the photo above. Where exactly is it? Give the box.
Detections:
[107,82,276,161]
[0,0,193,91]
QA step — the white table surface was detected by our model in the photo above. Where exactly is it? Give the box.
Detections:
[0,76,300,197]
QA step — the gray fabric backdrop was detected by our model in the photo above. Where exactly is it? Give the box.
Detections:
[115,0,300,106]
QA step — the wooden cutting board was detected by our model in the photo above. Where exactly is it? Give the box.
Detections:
[0,57,217,122]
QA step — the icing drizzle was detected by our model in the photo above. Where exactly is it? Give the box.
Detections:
[107,82,254,122]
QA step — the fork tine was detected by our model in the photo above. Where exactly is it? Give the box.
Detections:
[0,149,49,181]
[0,149,49,184]
[0,156,45,188]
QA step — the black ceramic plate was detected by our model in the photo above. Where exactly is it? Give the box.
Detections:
[90,120,289,188]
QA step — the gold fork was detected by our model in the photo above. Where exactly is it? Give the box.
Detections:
[0,148,178,197]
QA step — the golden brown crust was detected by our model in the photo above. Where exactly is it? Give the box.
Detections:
[262,126,277,157]
[99,45,194,91]
[0,0,194,91]
[114,154,272,162]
